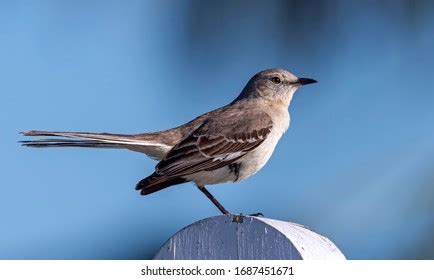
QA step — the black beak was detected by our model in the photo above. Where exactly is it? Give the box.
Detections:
[297,77,317,86]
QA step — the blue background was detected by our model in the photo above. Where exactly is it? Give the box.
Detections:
[1,0,433,259]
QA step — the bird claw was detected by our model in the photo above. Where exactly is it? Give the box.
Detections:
[230,212,264,223]
[248,212,264,217]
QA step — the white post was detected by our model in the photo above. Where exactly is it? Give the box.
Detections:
[154,215,346,260]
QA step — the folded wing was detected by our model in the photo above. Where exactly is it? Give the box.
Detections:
[136,107,273,194]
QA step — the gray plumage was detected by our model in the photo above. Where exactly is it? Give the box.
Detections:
[21,68,317,214]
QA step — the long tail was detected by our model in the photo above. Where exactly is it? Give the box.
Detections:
[20,130,174,160]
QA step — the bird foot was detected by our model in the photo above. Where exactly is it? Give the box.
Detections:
[248,212,264,217]
[230,212,264,223]
[235,212,264,217]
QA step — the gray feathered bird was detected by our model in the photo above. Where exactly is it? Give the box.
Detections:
[21,69,316,214]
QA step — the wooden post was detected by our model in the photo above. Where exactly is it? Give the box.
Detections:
[154,215,345,260]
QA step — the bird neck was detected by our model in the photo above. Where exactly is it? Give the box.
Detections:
[263,89,296,108]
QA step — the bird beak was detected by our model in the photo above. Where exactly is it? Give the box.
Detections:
[297,78,317,86]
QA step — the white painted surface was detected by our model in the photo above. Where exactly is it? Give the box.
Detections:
[255,217,346,260]
[154,215,346,260]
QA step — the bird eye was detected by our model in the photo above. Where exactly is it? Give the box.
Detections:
[271,77,281,84]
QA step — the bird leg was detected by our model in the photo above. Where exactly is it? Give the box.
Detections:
[197,185,229,215]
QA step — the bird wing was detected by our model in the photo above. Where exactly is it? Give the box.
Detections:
[135,105,274,195]
[155,108,273,177]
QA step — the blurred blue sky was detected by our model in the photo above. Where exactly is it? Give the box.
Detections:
[1,0,434,259]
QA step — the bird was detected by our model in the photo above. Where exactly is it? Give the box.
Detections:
[20,68,317,215]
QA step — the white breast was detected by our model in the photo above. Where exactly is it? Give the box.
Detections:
[236,108,289,181]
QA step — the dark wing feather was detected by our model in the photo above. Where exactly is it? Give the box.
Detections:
[156,128,271,176]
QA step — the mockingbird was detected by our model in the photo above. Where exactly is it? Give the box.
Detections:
[21,68,316,215]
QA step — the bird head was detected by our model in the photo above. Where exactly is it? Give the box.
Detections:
[234,68,317,107]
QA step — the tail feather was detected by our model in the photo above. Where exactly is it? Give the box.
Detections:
[20,139,123,149]
[21,130,144,145]
[20,130,173,160]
